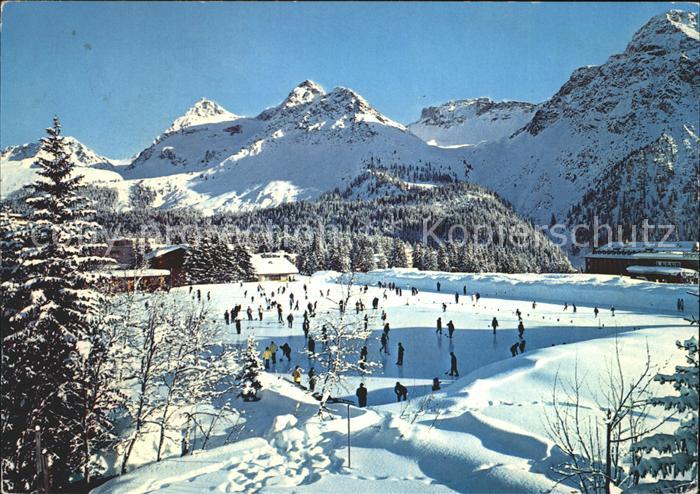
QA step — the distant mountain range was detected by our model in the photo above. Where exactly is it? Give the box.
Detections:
[2,10,697,244]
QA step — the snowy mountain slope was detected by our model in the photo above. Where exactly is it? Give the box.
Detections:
[409,98,537,147]
[122,80,470,213]
[460,10,699,235]
[0,137,124,198]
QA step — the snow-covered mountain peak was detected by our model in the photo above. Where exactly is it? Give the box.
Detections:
[319,86,404,129]
[165,98,239,134]
[1,136,123,197]
[282,80,326,109]
[626,10,698,54]
[1,136,113,167]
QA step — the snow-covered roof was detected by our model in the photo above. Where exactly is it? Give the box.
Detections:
[102,269,171,278]
[251,253,299,276]
[586,251,700,261]
[626,265,698,276]
[144,244,189,260]
[595,241,699,253]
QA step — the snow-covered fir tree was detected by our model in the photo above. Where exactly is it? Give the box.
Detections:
[1,118,117,491]
[183,236,254,284]
[631,337,698,491]
[237,336,264,402]
[327,239,351,272]
[387,238,409,268]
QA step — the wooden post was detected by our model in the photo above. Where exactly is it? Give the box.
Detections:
[35,427,49,493]
[347,403,351,468]
[605,411,612,494]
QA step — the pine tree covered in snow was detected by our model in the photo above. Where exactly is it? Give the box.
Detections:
[237,336,263,402]
[387,238,409,268]
[1,118,116,491]
[327,239,351,272]
[183,236,254,284]
[631,337,698,492]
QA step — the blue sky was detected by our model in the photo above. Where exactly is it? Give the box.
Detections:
[1,2,696,157]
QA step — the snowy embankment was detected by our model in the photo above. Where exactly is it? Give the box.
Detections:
[94,272,697,493]
[345,268,698,314]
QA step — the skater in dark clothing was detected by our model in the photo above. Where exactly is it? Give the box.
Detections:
[455,292,459,304]
[307,337,315,356]
[380,332,389,354]
[572,304,577,313]
[287,313,294,328]
[197,289,201,301]
[594,306,599,318]
[269,342,277,364]
[475,293,481,303]
[277,306,284,324]
[517,321,525,338]
[515,308,522,320]
[432,377,441,391]
[463,285,467,295]
[518,339,526,353]
[437,282,441,292]
[449,352,459,376]
[383,322,390,339]
[532,301,537,310]
[564,302,568,311]
[447,320,455,338]
[510,343,519,357]
[235,319,242,335]
[394,382,408,402]
[308,367,317,392]
[303,319,310,339]
[356,383,368,407]
[436,317,443,335]
[610,306,616,317]
[372,297,379,310]
[258,307,264,321]
[224,310,230,325]
[247,307,253,321]
[396,343,404,365]
[359,345,368,369]
[442,302,447,312]
[491,317,499,335]
[281,342,292,362]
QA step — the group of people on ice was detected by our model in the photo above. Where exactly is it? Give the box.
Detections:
[218,276,634,410]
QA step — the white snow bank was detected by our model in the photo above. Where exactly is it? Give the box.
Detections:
[346,269,699,314]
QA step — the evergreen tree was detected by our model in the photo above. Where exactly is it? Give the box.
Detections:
[631,337,698,491]
[237,336,263,401]
[327,240,351,272]
[231,243,255,281]
[183,236,254,284]
[1,118,115,491]
[388,239,409,268]
[183,237,214,284]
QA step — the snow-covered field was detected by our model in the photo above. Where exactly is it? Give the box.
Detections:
[96,270,698,493]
